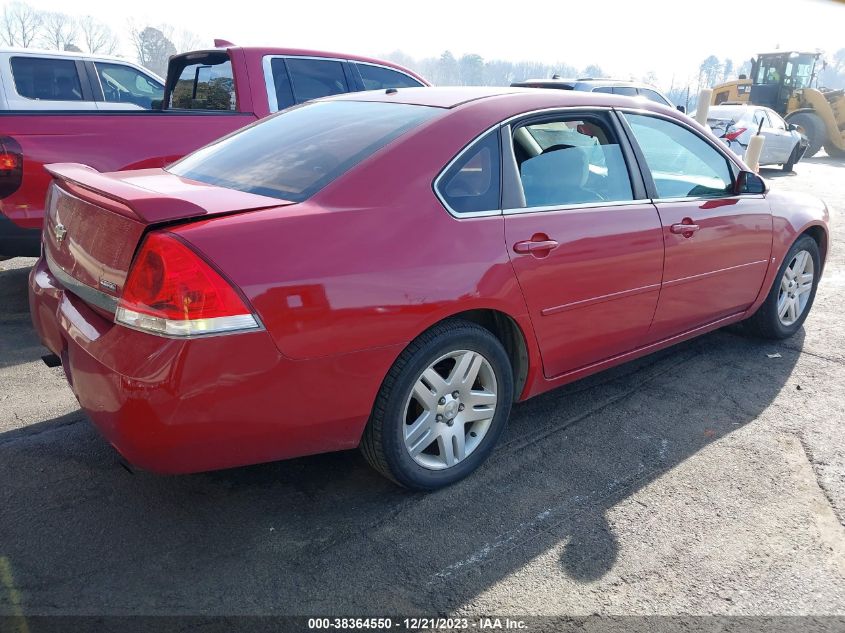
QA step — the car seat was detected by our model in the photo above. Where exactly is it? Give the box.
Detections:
[519,146,602,207]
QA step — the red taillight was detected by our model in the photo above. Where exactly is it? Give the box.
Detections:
[115,232,258,336]
[723,127,747,141]
[0,152,18,170]
[0,136,23,199]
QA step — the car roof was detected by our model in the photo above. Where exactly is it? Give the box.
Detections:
[1,47,135,64]
[327,85,679,113]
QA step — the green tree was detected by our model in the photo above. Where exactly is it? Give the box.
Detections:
[458,53,484,86]
[435,50,460,85]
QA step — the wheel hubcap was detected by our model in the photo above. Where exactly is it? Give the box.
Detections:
[402,349,498,470]
[777,249,814,327]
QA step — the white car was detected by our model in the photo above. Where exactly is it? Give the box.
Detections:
[0,48,164,110]
[706,104,808,172]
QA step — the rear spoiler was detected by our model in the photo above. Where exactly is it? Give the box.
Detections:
[45,163,208,223]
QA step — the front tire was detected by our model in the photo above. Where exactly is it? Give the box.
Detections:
[744,235,820,339]
[361,320,514,490]
[782,144,799,172]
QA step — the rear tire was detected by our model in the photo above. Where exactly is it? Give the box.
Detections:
[361,319,514,490]
[787,112,825,158]
[744,235,820,339]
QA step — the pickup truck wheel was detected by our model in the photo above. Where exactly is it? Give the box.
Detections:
[744,235,820,339]
[787,112,825,158]
[360,320,513,490]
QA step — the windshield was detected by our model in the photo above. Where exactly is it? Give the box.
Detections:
[168,100,440,202]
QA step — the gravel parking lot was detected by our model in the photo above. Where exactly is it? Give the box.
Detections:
[1,155,844,619]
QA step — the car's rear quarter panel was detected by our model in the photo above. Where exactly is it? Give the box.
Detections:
[174,104,535,362]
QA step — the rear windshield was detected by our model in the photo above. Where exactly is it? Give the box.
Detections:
[707,107,747,121]
[168,100,439,202]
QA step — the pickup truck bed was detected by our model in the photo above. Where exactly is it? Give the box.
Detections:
[0,44,427,257]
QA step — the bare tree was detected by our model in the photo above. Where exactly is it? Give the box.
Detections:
[1,1,43,48]
[79,16,119,55]
[174,29,204,54]
[40,12,77,51]
[128,22,176,76]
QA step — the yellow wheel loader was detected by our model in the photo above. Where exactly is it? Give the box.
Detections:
[711,51,845,158]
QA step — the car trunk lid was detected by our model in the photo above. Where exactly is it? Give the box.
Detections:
[42,163,291,310]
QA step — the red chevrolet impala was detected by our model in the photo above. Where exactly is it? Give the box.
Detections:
[29,87,829,490]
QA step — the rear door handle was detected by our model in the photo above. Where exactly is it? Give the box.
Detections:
[669,222,700,236]
[513,239,560,254]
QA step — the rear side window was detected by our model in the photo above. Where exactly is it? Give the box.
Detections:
[286,59,349,103]
[267,58,296,111]
[10,57,83,101]
[168,101,439,202]
[638,88,670,106]
[513,116,633,207]
[437,131,501,214]
[169,53,235,110]
[356,63,423,90]
[613,86,638,97]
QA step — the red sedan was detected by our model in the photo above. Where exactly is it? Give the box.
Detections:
[29,87,829,490]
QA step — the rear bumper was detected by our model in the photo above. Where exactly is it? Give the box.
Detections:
[0,214,40,257]
[29,257,396,474]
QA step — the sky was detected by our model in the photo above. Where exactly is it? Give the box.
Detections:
[8,0,845,89]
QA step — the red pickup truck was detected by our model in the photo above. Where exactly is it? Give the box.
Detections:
[0,42,428,257]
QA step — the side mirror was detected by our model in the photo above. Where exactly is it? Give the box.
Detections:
[735,170,767,195]
[676,105,686,113]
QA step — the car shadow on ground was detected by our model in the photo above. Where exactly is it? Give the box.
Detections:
[0,314,803,614]
[0,263,40,371]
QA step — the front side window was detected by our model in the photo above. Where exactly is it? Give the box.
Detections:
[95,63,164,108]
[168,101,439,202]
[10,57,83,101]
[513,116,634,208]
[356,63,423,90]
[624,113,733,199]
[169,53,235,111]
[437,131,501,214]
[286,59,349,103]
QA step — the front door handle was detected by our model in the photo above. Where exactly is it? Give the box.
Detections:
[669,220,700,237]
[513,238,560,254]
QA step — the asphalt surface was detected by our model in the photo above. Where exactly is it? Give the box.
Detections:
[1,154,844,618]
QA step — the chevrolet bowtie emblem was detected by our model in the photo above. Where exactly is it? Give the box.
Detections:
[53,223,67,242]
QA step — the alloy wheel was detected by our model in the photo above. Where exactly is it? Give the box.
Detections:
[778,249,814,326]
[402,350,498,470]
